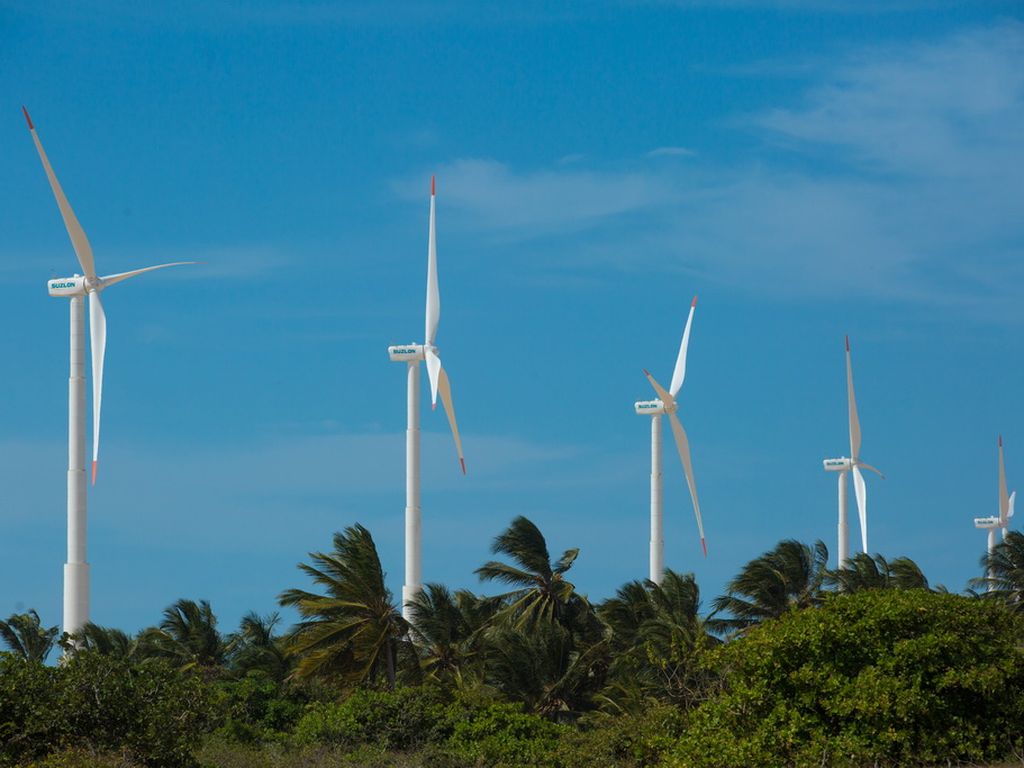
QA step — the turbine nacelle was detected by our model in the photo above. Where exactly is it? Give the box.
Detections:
[634,399,667,416]
[823,457,853,472]
[48,275,87,297]
[974,516,1001,529]
[388,344,440,363]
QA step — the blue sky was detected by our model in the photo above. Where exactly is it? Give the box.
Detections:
[1,0,1023,635]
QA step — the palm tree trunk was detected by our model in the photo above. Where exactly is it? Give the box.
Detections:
[385,638,396,689]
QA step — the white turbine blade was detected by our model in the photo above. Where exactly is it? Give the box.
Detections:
[100,261,196,288]
[669,295,697,397]
[424,176,440,345]
[857,461,885,479]
[667,412,706,556]
[1007,490,1016,521]
[852,465,867,552]
[643,369,675,409]
[23,107,96,280]
[999,436,1010,524]
[846,336,861,460]
[425,347,441,409]
[437,365,466,475]
[89,291,107,485]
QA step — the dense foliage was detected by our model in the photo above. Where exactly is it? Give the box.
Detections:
[4,522,1024,767]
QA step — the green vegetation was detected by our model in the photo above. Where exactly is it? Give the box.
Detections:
[3,524,1024,767]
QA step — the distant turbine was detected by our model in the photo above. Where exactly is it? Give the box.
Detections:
[23,107,194,639]
[823,336,884,568]
[635,296,706,584]
[974,436,1015,587]
[387,176,465,622]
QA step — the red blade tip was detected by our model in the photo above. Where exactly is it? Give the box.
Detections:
[431,175,436,195]
[21,106,33,130]
[701,538,707,557]
[642,368,650,377]
[460,457,466,475]
[432,401,437,411]
[91,460,97,485]
[691,294,698,308]
[999,435,1003,447]
[845,335,850,351]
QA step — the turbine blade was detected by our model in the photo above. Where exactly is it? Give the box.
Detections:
[425,347,441,409]
[667,412,706,556]
[846,336,861,460]
[669,295,697,397]
[1008,490,1016,520]
[425,176,440,345]
[999,436,1010,524]
[23,107,96,280]
[852,465,867,552]
[89,291,107,485]
[100,261,196,288]
[857,461,885,479]
[437,365,466,474]
[643,369,674,408]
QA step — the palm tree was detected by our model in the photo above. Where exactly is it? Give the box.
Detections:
[972,531,1024,610]
[408,584,496,686]
[711,539,829,634]
[599,570,717,710]
[279,523,407,688]
[825,553,930,593]
[66,622,137,658]
[145,599,226,670]
[0,610,57,663]
[475,516,592,634]
[227,612,290,682]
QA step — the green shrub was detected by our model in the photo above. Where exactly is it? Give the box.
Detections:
[0,654,59,766]
[440,701,567,767]
[291,687,448,751]
[669,590,1024,768]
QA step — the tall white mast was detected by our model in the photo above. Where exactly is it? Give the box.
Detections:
[64,294,89,636]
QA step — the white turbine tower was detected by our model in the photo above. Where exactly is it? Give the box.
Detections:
[24,107,193,639]
[387,176,465,622]
[635,296,706,584]
[823,336,884,568]
[974,436,1015,586]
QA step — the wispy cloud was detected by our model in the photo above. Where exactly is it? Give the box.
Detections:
[397,22,1024,319]
[646,146,696,158]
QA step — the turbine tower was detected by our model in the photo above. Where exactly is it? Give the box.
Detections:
[635,296,706,584]
[974,436,1015,587]
[822,336,884,568]
[387,176,465,622]
[23,107,193,639]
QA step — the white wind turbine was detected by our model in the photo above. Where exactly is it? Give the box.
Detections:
[387,176,465,622]
[974,436,1015,587]
[24,107,194,638]
[635,295,706,584]
[822,336,884,568]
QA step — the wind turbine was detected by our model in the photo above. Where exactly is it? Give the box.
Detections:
[822,336,884,568]
[23,107,193,639]
[386,176,465,622]
[635,295,705,584]
[974,436,1015,587]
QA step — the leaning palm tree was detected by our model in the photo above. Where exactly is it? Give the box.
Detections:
[825,552,930,593]
[150,599,227,671]
[599,570,717,710]
[711,539,829,634]
[0,610,57,663]
[64,622,137,658]
[971,531,1024,611]
[408,584,497,686]
[279,523,407,688]
[475,516,592,634]
[227,612,291,682]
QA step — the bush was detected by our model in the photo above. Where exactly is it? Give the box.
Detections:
[292,687,448,751]
[669,590,1024,768]
[440,701,567,767]
[212,671,305,743]
[0,654,59,766]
